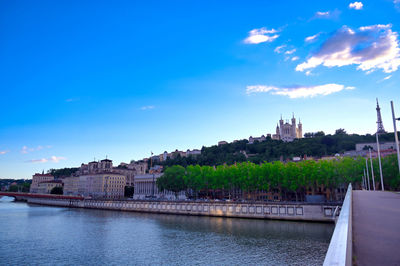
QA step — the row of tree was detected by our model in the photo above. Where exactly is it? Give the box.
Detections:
[157,155,400,202]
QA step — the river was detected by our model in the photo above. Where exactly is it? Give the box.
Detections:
[0,197,333,265]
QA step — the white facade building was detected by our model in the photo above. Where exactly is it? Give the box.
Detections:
[133,174,186,200]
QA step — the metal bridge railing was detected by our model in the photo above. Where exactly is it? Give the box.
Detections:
[323,183,352,266]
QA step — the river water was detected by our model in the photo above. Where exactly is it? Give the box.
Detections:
[0,197,333,265]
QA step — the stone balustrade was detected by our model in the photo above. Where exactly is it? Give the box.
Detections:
[27,198,338,222]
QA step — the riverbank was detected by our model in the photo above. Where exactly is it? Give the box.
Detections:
[27,198,338,222]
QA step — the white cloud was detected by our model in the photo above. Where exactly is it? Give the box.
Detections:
[26,156,66,164]
[305,70,312,76]
[274,44,287,53]
[305,33,320,43]
[246,83,354,98]
[21,145,52,154]
[285,49,296,55]
[349,2,363,10]
[0,150,9,155]
[244,27,279,44]
[291,56,300,61]
[140,105,155,110]
[296,24,400,73]
[378,75,393,83]
[65,98,80,103]
[315,11,330,17]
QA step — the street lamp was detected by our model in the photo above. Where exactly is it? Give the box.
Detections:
[365,158,371,190]
[369,148,376,191]
[375,132,384,191]
[391,101,400,174]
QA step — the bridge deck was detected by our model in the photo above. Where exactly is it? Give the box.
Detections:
[352,190,400,265]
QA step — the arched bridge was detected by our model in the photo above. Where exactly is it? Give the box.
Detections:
[0,192,83,201]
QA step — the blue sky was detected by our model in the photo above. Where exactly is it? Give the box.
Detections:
[1,0,400,179]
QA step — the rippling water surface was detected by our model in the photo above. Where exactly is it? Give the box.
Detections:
[0,197,333,265]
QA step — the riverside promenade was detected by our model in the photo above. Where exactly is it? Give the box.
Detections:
[352,191,400,266]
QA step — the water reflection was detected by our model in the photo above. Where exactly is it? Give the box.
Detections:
[0,201,333,266]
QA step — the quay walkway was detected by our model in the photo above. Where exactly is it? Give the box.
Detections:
[324,187,400,266]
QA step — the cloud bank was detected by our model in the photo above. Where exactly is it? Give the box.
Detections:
[246,84,354,98]
[296,24,400,73]
[26,156,67,163]
[244,27,279,44]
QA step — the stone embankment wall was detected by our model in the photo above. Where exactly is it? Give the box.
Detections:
[27,198,337,222]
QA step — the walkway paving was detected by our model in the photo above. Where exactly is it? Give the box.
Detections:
[353,190,400,266]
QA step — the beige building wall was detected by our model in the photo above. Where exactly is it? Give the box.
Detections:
[80,173,126,199]
[37,182,62,194]
[30,174,54,193]
[63,176,80,195]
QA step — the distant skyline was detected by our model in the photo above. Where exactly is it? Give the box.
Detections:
[1,0,400,179]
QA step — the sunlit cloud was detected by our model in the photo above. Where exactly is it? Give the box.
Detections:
[246,83,354,98]
[274,44,286,53]
[140,105,155,110]
[0,150,10,155]
[384,75,392,80]
[26,156,67,163]
[296,24,400,74]
[291,56,299,61]
[285,49,296,55]
[349,2,363,10]
[305,33,320,43]
[21,145,52,154]
[244,27,279,44]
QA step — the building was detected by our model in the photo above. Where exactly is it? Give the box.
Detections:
[30,173,54,193]
[272,114,303,142]
[249,135,266,144]
[218,141,228,146]
[133,173,186,200]
[78,173,126,199]
[63,176,80,196]
[355,142,399,152]
[37,180,63,194]
[186,149,201,156]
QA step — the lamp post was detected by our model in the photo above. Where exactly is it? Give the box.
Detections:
[391,101,400,174]
[369,148,376,191]
[365,158,371,190]
[375,132,384,191]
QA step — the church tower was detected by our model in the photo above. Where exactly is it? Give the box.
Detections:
[291,113,296,139]
[376,98,386,134]
[297,118,303,138]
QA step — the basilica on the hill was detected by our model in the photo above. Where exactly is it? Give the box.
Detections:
[272,114,302,142]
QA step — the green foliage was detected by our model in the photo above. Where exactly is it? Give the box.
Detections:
[156,155,400,201]
[50,186,63,195]
[48,168,79,178]
[161,132,398,168]
[8,185,19,192]
[156,165,186,198]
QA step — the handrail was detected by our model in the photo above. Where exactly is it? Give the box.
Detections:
[323,183,352,266]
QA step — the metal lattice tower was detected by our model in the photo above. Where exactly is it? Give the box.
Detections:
[376,98,387,134]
